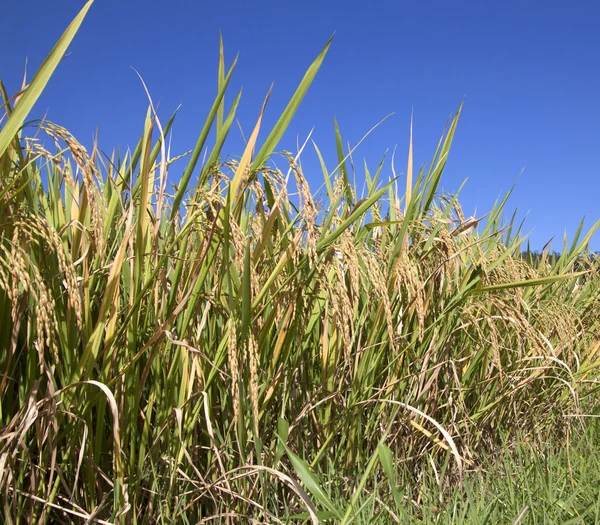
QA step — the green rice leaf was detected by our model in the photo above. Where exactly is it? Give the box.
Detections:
[0,0,94,158]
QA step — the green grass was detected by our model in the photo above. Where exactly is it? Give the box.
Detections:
[315,419,600,524]
[1,2,600,523]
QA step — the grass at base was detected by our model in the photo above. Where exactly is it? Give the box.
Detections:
[291,419,600,524]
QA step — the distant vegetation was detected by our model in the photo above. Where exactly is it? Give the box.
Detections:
[2,2,600,523]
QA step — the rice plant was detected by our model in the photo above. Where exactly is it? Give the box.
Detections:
[1,2,599,522]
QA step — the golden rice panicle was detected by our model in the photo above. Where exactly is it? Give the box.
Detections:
[9,226,31,302]
[248,332,260,437]
[228,216,246,273]
[9,218,60,363]
[0,257,11,300]
[332,256,354,359]
[342,231,361,303]
[287,152,319,266]
[44,122,106,259]
[31,264,58,367]
[365,252,397,355]
[12,214,83,330]
[34,214,83,329]
[394,251,426,340]
[227,320,240,425]
[331,175,347,228]
[437,224,457,293]
[249,179,265,247]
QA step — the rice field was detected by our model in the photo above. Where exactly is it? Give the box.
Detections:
[1,2,600,523]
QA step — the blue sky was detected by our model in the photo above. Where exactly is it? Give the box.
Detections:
[2,0,599,250]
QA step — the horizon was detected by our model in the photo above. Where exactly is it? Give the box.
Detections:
[2,0,599,250]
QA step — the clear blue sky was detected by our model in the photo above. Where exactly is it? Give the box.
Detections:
[2,0,599,250]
